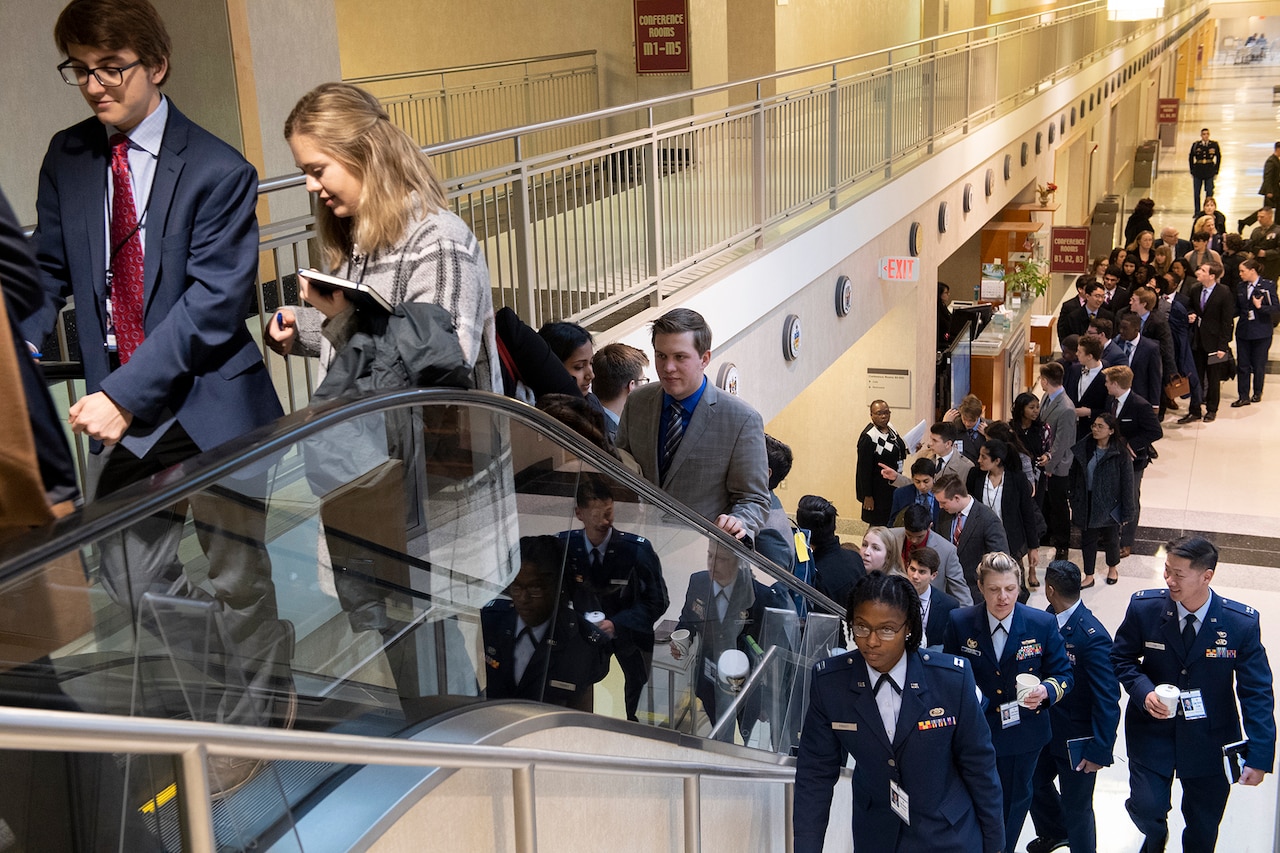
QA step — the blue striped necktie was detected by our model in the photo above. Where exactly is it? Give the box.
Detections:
[661,401,685,482]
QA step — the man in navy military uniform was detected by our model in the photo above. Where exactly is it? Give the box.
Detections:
[1188,128,1222,214]
[1111,535,1276,853]
[944,551,1073,851]
[482,536,609,711]
[1027,560,1121,853]
[560,475,668,722]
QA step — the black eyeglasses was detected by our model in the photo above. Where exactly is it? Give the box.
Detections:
[58,58,142,87]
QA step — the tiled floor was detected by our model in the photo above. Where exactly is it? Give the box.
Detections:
[1012,63,1280,853]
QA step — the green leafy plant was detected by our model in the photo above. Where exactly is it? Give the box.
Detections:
[1001,259,1050,297]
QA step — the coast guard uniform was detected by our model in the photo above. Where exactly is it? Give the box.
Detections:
[944,602,1073,850]
[1111,588,1276,852]
[1028,600,1121,853]
[793,649,1004,853]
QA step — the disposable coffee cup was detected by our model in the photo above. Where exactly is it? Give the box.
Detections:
[670,628,692,658]
[718,649,750,693]
[1016,673,1041,704]
[584,611,608,643]
[1154,684,1180,717]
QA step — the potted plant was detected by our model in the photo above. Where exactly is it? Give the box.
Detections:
[1035,181,1057,206]
[1002,258,1050,305]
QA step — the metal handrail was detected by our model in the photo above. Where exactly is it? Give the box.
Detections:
[0,388,845,616]
[0,705,795,853]
[344,50,598,85]
[256,0,1114,196]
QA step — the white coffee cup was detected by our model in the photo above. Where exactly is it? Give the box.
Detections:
[1016,673,1041,704]
[718,649,750,692]
[1154,683,1180,717]
[670,628,692,658]
[584,611,608,643]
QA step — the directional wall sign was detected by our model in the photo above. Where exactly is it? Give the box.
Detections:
[879,256,921,282]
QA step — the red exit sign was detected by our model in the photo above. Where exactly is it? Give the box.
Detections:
[879,257,920,281]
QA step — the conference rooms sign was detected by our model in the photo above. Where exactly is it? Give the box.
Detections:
[1049,227,1089,274]
[634,0,689,74]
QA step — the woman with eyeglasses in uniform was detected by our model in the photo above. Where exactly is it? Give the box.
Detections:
[794,571,1004,853]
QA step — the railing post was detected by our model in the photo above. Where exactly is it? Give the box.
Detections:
[828,67,839,210]
[926,50,936,154]
[883,65,895,179]
[643,107,663,307]
[753,84,766,249]
[513,764,538,853]
[964,32,973,134]
[784,781,795,853]
[511,137,540,325]
[683,774,702,853]
[176,744,216,853]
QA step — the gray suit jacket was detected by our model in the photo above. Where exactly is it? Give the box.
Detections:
[1039,388,1076,477]
[889,450,974,489]
[938,500,1010,597]
[885,527,974,606]
[616,380,770,536]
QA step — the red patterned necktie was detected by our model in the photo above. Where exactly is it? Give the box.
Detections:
[109,133,145,363]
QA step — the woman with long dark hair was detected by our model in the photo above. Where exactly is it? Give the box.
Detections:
[1067,413,1134,586]
[967,438,1044,588]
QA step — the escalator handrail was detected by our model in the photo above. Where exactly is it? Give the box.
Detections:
[0,388,844,616]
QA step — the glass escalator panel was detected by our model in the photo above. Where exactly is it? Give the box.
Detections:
[0,391,845,851]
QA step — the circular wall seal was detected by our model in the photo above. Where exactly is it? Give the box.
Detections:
[783,314,802,361]
[835,275,853,316]
[716,362,739,395]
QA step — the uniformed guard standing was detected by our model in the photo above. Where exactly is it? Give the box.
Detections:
[794,571,1003,853]
[1111,535,1276,853]
[943,551,1073,852]
[1189,128,1223,215]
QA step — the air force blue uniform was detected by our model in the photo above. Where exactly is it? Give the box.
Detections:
[943,603,1073,850]
[1111,588,1276,852]
[558,528,668,721]
[793,650,1004,853]
[1029,601,1121,853]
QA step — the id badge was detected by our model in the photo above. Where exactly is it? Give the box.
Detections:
[703,658,717,682]
[1000,701,1021,729]
[1180,688,1207,720]
[889,780,910,825]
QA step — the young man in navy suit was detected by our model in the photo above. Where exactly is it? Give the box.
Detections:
[904,546,958,649]
[1186,261,1236,422]
[943,552,1073,851]
[1115,312,1164,408]
[1065,335,1110,440]
[1103,366,1163,560]
[23,0,289,790]
[1027,560,1121,853]
[1111,536,1275,853]
[560,475,668,722]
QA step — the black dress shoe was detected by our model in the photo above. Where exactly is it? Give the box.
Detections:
[1231,398,1251,407]
[1027,837,1069,853]
[1252,393,1262,403]
[1054,548,1069,561]
[1176,412,1202,424]
[1204,412,1217,422]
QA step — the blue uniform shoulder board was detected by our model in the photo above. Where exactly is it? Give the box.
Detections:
[1222,598,1260,620]
[920,652,967,670]
[1133,588,1168,600]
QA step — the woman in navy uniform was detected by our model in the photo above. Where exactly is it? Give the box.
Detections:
[943,552,1073,851]
[1111,535,1275,853]
[793,572,1003,853]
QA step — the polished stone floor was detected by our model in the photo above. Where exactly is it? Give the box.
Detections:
[1013,60,1280,853]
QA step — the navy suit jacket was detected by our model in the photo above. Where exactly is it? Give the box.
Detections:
[25,104,281,454]
[793,650,1003,853]
[924,587,960,648]
[943,603,1073,757]
[558,527,668,653]
[1046,602,1120,766]
[1187,282,1236,355]
[1111,589,1276,777]
[1065,362,1110,440]
[889,483,939,528]
[1125,335,1164,405]
[1101,340,1127,367]
[1112,391,1163,469]
[1236,277,1278,341]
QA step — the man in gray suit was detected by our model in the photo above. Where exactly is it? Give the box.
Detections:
[889,504,973,605]
[616,308,770,539]
[1038,362,1077,561]
[932,472,1010,602]
[880,421,975,490]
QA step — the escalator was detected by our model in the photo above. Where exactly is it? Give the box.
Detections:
[0,390,848,852]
